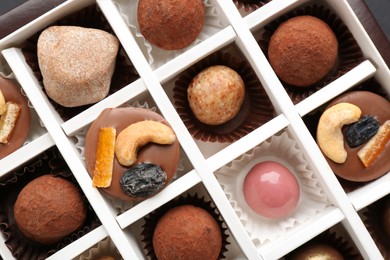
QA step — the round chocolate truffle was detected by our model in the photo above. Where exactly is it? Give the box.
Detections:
[0,77,31,159]
[243,161,300,218]
[137,0,205,50]
[318,91,390,182]
[153,205,222,260]
[268,15,338,87]
[13,175,87,245]
[290,243,344,260]
[85,107,180,201]
[187,65,245,125]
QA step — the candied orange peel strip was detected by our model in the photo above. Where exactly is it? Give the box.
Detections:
[93,127,116,187]
[358,120,390,168]
[0,101,21,144]
[0,89,6,115]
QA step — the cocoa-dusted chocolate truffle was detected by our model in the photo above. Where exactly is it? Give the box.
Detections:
[268,15,338,87]
[152,205,222,260]
[13,175,87,245]
[188,65,245,125]
[37,26,119,107]
[137,0,205,50]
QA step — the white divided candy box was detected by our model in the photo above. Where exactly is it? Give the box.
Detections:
[0,0,389,259]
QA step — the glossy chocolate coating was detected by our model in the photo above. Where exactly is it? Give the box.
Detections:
[243,161,300,218]
[290,243,344,260]
[321,91,390,182]
[0,77,31,159]
[85,107,180,201]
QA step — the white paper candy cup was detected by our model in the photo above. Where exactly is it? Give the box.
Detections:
[215,131,331,246]
[113,0,224,69]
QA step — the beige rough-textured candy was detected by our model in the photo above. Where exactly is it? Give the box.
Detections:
[37,26,119,107]
[188,65,245,125]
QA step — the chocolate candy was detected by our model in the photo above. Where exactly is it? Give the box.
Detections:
[243,161,300,218]
[290,243,344,260]
[319,91,390,182]
[85,107,180,201]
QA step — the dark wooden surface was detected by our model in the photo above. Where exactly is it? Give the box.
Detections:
[0,0,67,39]
[0,0,389,66]
[347,0,390,67]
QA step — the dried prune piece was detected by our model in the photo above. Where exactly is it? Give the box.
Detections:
[345,115,380,148]
[120,163,167,198]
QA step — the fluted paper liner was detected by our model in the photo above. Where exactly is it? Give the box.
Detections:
[215,131,330,245]
[141,193,230,260]
[173,51,276,143]
[259,4,364,104]
[233,0,272,14]
[113,0,224,69]
[363,195,390,259]
[0,148,100,260]
[285,229,362,259]
[22,4,139,121]
[78,237,121,260]
[74,101,184,213]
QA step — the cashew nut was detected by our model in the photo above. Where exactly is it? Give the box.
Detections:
[0,89,6,116]
[115,120,176,166]
[317,102,361,163]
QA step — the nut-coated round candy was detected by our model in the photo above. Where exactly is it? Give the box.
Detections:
[188,65,245,125]
[243,161,300,218]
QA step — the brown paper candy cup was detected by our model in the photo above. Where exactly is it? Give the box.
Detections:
[363,196,390,259]
[286,229,362,259]
[233,0,272,13]
[173,51,276,143]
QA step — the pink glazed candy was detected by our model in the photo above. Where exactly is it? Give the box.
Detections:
[243,161,300,218]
